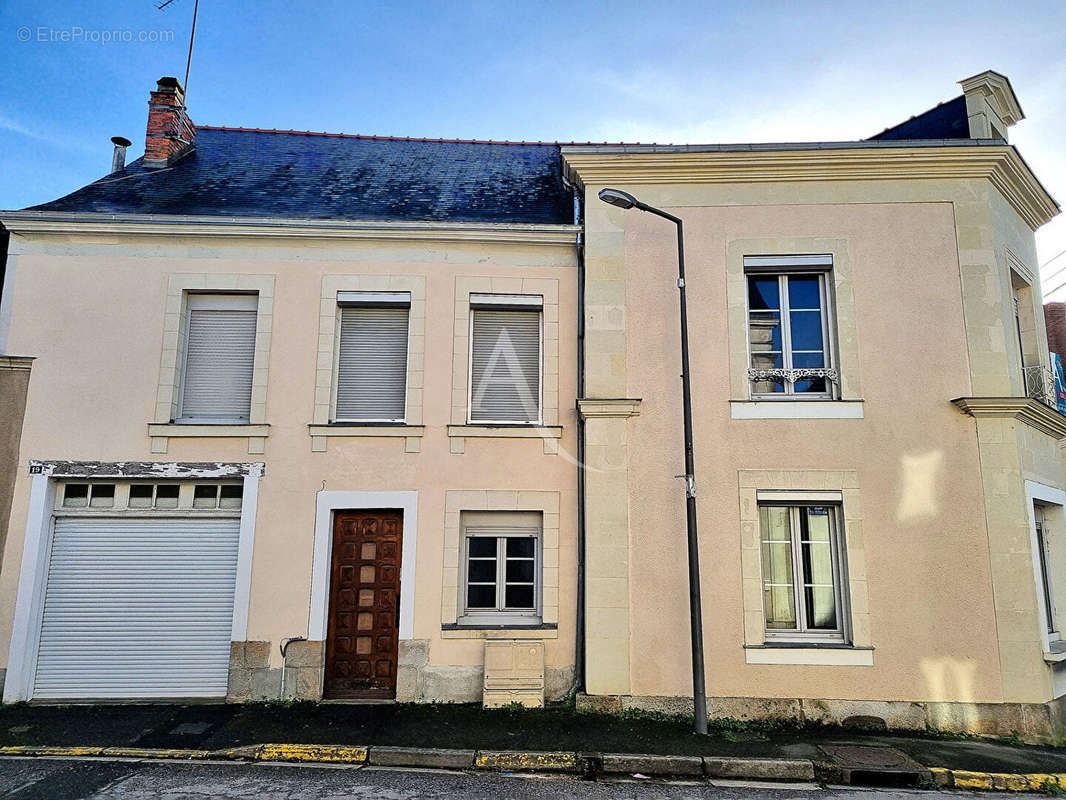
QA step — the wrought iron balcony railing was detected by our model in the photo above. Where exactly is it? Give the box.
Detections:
[1024,364,1057,409]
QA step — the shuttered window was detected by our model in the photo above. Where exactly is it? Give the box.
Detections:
[469,304,542,423]
[179,295,257,421]
[334,295,410,422]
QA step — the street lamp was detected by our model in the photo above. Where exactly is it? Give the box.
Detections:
[597,187,708,736]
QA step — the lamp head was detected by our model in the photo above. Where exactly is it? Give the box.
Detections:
[598,188,640,209]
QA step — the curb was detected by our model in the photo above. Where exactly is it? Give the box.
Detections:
[930,767,1066,792]
[0,744,814,781]
[15,744,1059,790]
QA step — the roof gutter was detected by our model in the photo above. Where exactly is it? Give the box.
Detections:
[0,211,582,246]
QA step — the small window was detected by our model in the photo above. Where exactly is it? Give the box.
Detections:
[62,483,115,509]
[334,293,410,422]
[62,484,89,508]
[460,511,541,623]
[745,257,835,398]
[760,503,848,642]
[89,484,115,508]
[178,294,258,422]
[219,485,243,509]
[193,484,220,509]
[154,484,180,509]
[469,295,542,424]
[128,484,154,509]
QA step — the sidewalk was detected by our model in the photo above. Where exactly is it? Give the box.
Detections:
[1,702,1065,791]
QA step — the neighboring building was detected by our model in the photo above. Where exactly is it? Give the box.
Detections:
[0,70,1064,740]
[1046,302,1066,359]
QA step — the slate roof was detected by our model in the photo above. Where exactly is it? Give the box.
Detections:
[868,95,970,141]
[27,127,575,225]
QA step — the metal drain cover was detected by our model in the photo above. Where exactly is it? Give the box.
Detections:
[820,745,915,768]
[818,745,929,788]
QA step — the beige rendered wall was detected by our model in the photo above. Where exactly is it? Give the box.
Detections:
[581,181,1015,707]
[0,359,31,569]
[0,232,579,693]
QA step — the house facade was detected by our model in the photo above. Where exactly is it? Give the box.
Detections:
[1,70,1064,740]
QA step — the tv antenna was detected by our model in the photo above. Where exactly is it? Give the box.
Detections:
[156,0,200,95]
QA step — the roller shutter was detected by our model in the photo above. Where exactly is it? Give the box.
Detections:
[33,517,240,699]
[335,306,410,421]
[470,309,541,422]
[180,307,257,419]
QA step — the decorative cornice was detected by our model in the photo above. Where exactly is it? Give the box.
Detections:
[0,212,582,247]
[577,398,643,418]
[952,396,1066,439]
[562,145,1058,231]
[959,70,1024,125]
[0,355,34,371]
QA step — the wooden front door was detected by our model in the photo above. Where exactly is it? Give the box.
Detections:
[324,510,402,699]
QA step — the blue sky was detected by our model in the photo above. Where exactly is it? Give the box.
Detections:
[3,1,1065,291]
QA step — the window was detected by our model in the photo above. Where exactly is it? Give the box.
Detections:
[56,481,242,512]
[469,294,542,424]
[178,294,258,422]
[61,483,114,509]
[760,502,848,642]
[460,511,541,624]
[333,292,411,422]
[745,256,835,398]
[1035,505,1058,637]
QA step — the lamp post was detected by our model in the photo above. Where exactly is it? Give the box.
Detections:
[597,188,708,735]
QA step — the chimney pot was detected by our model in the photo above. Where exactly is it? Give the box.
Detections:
[110,136,132,173]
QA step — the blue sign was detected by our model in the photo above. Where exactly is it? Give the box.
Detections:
[1052,353,1066,416]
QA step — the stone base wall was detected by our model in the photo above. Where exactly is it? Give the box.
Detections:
[577,693,1066,744]
[229,637,572,705]
[228,640,325,702]
[282,640,324,700]
[227,641,280,701]
[397,639,574,704]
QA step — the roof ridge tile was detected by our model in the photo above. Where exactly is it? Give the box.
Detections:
[195,124,645,147]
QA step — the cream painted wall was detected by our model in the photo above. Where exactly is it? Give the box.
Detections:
[597,194,1007,704]
[0,233,579,674]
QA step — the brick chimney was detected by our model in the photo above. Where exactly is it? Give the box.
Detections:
[144,76,196,168]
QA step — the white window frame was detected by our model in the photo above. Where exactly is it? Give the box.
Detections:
[1026,482,1066,653]
[759,498,850,644]
[744,256,836,401]
[466,294,544,425]
[1034,504,1059,640]
[331,291,412,424]
[458,517,542,626]
[176,293,259,424]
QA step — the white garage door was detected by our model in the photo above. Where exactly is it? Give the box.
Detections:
[34,516,240,699]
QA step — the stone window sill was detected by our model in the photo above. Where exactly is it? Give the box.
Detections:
[442,622,557,640]
[147,422,270,456]
[309,423,424,454]
[730,400,864,419]
[744,643,874,666]
[447,424,562,456]
[1044,639,1066,664]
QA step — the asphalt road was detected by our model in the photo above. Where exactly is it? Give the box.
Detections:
[0,757,984,800]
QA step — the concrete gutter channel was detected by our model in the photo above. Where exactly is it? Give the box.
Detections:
[2,743,1065,791]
